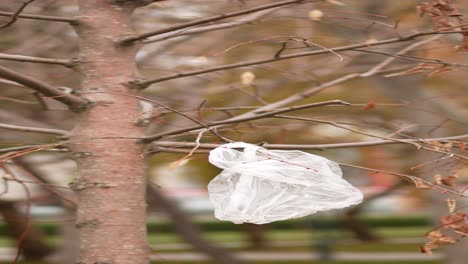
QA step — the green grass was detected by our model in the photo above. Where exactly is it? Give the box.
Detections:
[0,215,431,236]
[0,226,435,264]
[0,227,429,248]
[0,262,442,264]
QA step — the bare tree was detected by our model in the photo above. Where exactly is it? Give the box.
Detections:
[0,0,467,263]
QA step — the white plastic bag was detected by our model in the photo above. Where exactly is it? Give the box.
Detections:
[207,142,363,224]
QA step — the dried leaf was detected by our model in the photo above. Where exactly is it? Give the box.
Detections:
[426,229,443,240]
[457,34,468,52]
[426,67,455,77]
[446,199,456,213]
[459,141,466,151]
[241,71,255,85]
[169,158,192,170]
[453,225,468,236]
[326,0,345,6]
[361,101,376,110]
[434,174,443,185]
[420,241,438,255]
[413,178,433,189]
[308,9,324,21]
[440,176,456,187]
[440,213,466,228]
[384,63,433,77]
[365,38,378,44]
[437,235,457,245]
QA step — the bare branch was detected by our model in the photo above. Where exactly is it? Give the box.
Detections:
[0,11,75,23]
[81,91,232,142]
[0,0,36,29]
[143,7,281,43]
[360,35,442,77]
[338,163,467,198]
[0,65,88,111]
[132,31,463,88]
[0,145,65,155]
[143,100,351,141]
[219,35,445,118]
[0,53,78,67]
[143,35,448,142]
[273,115,467,160]
[119,0,312,45]
[0,123,68,136]
[152,135,468,151]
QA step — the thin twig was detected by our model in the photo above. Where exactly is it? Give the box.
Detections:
[80,91,232,142]
[0,123,68,136]
[119,0,312,44]
[143,100,351,141]
[169,129,207,167]
[143,8,281,43]
[152,134,468,150]
[0,11,76,23]
[338,163,467,198]
[0,53,77,67]
[0,0,37,29]
[133,30,464,88]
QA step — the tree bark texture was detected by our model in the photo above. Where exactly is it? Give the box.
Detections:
[71,1,149,263]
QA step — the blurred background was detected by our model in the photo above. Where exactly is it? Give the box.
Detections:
[0,0,467,263]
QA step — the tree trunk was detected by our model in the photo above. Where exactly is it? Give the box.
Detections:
[70,1,149,263]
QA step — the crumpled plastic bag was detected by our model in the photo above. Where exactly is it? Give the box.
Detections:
[207,142,363,224]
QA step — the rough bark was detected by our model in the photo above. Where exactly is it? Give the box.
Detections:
[70,1,149,263]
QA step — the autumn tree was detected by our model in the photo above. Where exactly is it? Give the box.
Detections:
[0,0,467,264]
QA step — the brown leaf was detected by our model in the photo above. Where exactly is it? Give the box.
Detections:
[384,63,432,77]
[434,174,443,185]
[426,67,455,77]
[459,141,466,150]
[440,213,466,228]
[437,235,457,245]
[453,225,468,236]
[420,241,439,255]
[413,178,433,189]
[440,176,456,187]
[457,34,468,52]
[362,101,376,110]
[426,229,443,240]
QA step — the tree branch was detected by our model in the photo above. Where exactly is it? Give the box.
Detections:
[0,53,78,67]
[0,0,37,29]
[0,123,68,136]
[338,163,467,198]
[119,0,311,45]
[143,100,352,141]
[0,11,76,23]
[0,65,88,111]
[143,7,281,43]
[131,31,463,89]
[143,36,445,142]
[151,134,468,151]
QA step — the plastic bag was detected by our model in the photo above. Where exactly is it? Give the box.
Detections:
[207,142,363,224]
